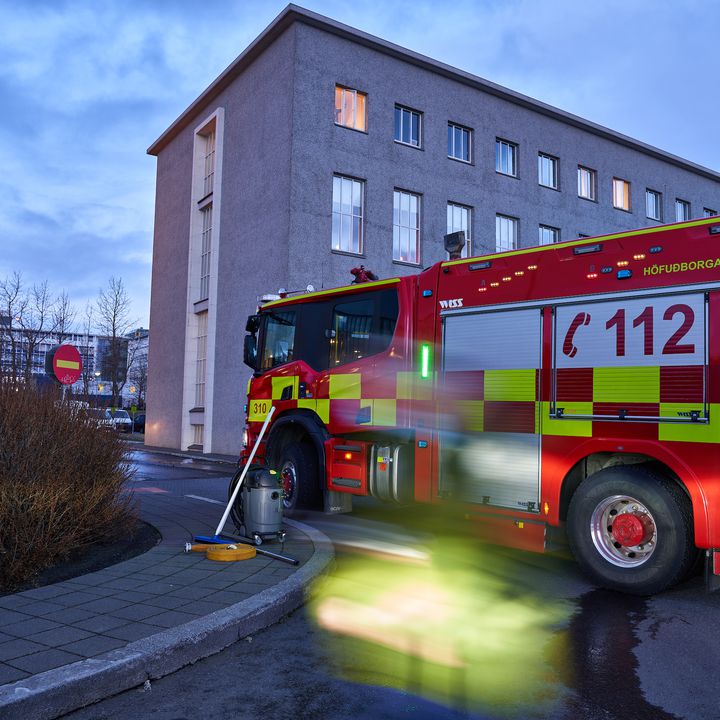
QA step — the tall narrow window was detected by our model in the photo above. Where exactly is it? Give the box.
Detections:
[199,206,212,300]
[334,85,367,131]
[496,139,518,176]
[395,106,421,147]
[447,203,472,258]
[448,123,471,162]
[202,130,215,198]
[538,224,560,245]
[613,178,631,211]
[578,166,596,200]
[675,199,690,222]
[704,208,717,217]
[393,190,420,264]
[195,311,208,408]
[646,189,662,221]
[332,176,364,254]
[496,214,518,252]
[538,153,558,189]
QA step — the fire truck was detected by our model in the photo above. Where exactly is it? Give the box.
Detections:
[242,216,720,595]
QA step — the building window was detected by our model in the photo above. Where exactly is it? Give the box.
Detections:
[613,178,631,211]
[199,206,212,300]
[578,166,596,200]
[538,224,560,245]
[646,189,662,221]
[195,311,208,409]
[395,106,421,147]
[393,190,420,264]
[447,203,472,258]
[675,199,691,222]
[332,175,364,254]
[334,85,367,132]
[496,214,518,252]
[538,153,558,189]
[202,130,215,198]
[448,123,471,162]
[704,208,718,217]
[496,139,518,176]
[192,424,204,447]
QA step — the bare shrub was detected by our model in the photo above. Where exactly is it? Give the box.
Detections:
[0,383,135,589]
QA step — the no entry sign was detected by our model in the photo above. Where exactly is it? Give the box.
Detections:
[46,344,83,385]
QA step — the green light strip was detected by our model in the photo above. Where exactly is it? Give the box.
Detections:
[420,344,431,378]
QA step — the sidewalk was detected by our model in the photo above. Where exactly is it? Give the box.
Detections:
[0,449,334,720]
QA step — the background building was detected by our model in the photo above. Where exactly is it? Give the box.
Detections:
[146,5,720,455]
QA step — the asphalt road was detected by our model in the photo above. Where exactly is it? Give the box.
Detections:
[62,448,720,720]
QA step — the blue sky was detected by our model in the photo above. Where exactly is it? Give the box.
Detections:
[1,0,718,329]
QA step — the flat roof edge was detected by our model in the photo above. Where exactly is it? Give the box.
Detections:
[146,4,720,181]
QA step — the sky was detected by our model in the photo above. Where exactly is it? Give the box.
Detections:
[1,0,719,330]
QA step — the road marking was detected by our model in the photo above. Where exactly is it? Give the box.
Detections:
[185,494,225,506]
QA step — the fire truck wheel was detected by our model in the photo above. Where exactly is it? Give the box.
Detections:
[567,465,695,595]
[279,441,321,515]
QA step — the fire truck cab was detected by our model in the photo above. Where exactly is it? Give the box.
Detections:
[243,217,720,595]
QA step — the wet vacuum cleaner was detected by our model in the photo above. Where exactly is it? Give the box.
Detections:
[193,407,298,566]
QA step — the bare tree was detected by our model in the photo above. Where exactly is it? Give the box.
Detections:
[127,355,148,409]
[0,272,27,382]
[17,280,62,384]
[96,277,135,407]
[52,290,76,340]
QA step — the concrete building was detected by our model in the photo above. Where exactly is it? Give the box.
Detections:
[146,4,720,455]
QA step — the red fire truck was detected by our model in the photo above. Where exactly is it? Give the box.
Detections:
[242,216,720,594]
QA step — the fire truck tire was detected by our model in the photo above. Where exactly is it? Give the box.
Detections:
[567,465,695,596]
[279,441,321,515]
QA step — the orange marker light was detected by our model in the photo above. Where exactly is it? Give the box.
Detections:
[633,253,646,260]
[617,260,630,267]
[502,276,511,282]
[587,272,598,279]
[528,264,538,270]
[490,281,500,287]
[344,452,353,460]
[515,270,525,276]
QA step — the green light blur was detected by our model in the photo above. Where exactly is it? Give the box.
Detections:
[420,344,431,378]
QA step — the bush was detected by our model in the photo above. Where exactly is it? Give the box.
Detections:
[0,383,135,590]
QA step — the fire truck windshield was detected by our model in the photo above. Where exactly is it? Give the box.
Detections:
[257,287,399,372]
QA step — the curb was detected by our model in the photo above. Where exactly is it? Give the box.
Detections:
[0,519,334,720]
[129,443,238,467]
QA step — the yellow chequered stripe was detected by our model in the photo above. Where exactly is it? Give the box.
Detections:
[297,399,330,424]
[484,369,536,402]
[456,400,484,432]
[397,371,433,401]
[272,375,299,400]
[329,373,362,399]
[659,403,720,443]
[593,366,659,404]
[539,401,593,437]
[248,398,272,422]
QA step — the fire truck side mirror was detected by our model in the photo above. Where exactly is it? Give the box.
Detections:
[245,314,260,333]
[325,329,336,339]
[243,334,257,370]
[444,230,466,260]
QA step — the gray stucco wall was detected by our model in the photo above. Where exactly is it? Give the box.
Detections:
[287,22,720,295]
[145,134,193,450]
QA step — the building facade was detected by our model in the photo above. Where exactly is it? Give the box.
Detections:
[146,5,720,455]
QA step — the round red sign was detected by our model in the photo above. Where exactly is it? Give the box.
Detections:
[52,344,83,385]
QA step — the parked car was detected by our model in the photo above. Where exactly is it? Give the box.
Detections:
[132,413,146,433]
[110,409,133,433]
[83,408,114,430]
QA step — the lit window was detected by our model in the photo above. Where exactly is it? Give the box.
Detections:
[704,208,718,217]
[448,123,471,162]
[613,178,631,211]
[646,189,662,221]
[675,199,691,222]
[334,86,367,131]
[199,206,212,300]
[332,176,364,254]
[395,106,421,147]
[538,225,560,245]
[393,190,420,263]
[496,214,518,252]
[578,166,596,200]
[538,153,558,189]
[447,203,472,258]
[496,139,517,176]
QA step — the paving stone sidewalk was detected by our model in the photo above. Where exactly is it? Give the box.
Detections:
[0,462,323,709]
